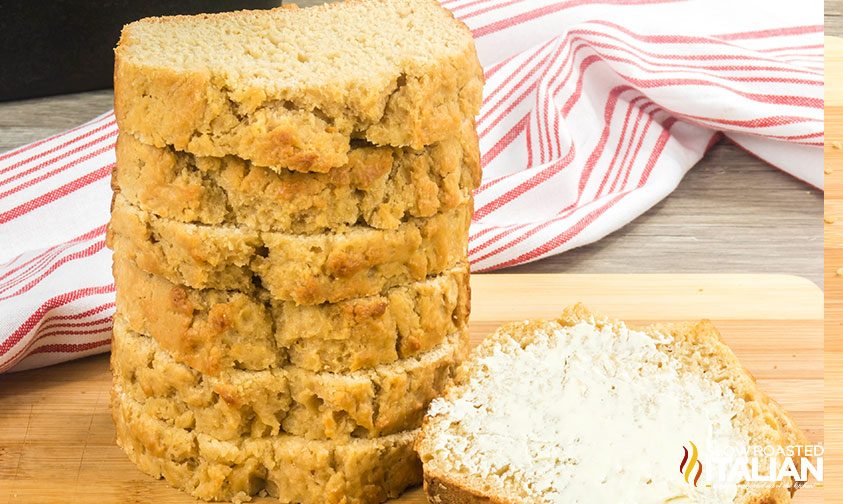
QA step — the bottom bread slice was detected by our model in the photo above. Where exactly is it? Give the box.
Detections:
[417,304,809,504]
[111,315,468,441]
[113,388,421,503]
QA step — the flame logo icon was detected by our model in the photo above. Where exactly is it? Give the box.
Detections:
[679,441,703,487]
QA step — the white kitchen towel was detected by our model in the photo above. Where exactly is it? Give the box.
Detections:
[0,0,823,372]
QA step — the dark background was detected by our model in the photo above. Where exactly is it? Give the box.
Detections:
[0,1,279,101]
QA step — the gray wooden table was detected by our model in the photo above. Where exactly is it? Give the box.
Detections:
[0,90,822,286]
[828,0,843,36]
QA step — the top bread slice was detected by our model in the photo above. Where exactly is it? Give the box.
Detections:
[114,0,484,173]
[416,304,809,504]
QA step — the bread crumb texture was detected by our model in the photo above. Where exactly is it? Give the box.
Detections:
[114,0,483,172]
[107,194,471,304]
[113,120,479,233]
[109,2,483,503]
[112,315,468,441]
[417,305,807,504]
[113,259,470,375]
[112,387,422,503]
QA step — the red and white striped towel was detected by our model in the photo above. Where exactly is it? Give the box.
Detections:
[0,0,823,373]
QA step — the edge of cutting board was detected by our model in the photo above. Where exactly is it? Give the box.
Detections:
[471,272,822,320]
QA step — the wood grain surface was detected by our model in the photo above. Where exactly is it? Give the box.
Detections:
[828,0,843,37]
[824,33,843,504]
[0,274,823,503]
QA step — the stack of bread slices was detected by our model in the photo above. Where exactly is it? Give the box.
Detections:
[105,1,483,503]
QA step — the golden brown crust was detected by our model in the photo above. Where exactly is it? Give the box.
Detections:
[417,304,809,504]
[113,121,480,233]
[111,315,469,441]
[112,388,422,503]
[106,194,471,304]
[114,4,484,172]
[424,475,510,504]
[114,258,469,375]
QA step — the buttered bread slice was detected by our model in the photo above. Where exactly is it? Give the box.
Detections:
[417,305,808,504]
[114,0,483,173]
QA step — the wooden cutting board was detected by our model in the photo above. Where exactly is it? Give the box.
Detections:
[0,274,823,503]
[825,34,843,504]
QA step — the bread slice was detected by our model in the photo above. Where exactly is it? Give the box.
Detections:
[114,259,469,375]
[113,120,479,233]
[112,315,468,441]
[112,389,421,503]
[106,194,471,304]
[416,305,808,504]
[114,0,484,173]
